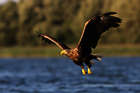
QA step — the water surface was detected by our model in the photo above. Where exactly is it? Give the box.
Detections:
[0,57,140,93]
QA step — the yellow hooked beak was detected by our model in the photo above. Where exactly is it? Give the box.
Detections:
[60,50,67,55]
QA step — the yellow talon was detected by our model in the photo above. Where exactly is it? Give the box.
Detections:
[87,67,92,74]
[82,68,87,75]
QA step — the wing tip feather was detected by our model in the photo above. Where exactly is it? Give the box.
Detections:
[103,12,117,16]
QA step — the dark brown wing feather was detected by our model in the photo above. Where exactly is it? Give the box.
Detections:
[39,34,70,50]
[77,12,121,56]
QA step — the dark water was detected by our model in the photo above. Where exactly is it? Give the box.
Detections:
[0,57,140,93]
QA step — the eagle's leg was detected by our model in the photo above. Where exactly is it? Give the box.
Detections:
[81,65,87,75]
[87,66,92,74]
[85,61,93,74]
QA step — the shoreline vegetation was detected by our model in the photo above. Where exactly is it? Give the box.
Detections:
[0,44,140,58]
[1,1,140,47]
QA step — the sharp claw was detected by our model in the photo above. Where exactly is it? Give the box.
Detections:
[87,67,93,75]
[81,66,87,75]
[82,68,87,75]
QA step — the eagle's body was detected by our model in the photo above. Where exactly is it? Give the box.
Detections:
[39,12,121,75]
[65,48,79,62]
[64,48,95,65]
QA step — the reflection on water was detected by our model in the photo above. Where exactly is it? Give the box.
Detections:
[0,57,140,93]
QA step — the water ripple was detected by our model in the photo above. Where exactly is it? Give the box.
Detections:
[0,57,140,93]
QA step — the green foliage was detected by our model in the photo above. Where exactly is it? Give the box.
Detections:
[0,0,140,47]
[0,1,18,46]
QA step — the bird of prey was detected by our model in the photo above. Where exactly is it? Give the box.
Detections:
[39,12,121,75]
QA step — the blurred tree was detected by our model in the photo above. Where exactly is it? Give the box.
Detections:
[17,0,44,45]
[71,0,103,42]
[102,0,140,44]
[0,0,140,47]
[42,0,81,44]
[0,1,18,46]
[17,0,81,45]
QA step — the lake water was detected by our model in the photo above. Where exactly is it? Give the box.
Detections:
[0,57,140,93]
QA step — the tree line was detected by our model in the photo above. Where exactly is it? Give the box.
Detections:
[0,0,140,46]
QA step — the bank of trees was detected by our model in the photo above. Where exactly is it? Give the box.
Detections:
[0,0,140,46]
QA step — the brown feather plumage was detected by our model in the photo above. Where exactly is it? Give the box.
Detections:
[39,12,121,75]
[39,34,69,50]
[77,12,121,56]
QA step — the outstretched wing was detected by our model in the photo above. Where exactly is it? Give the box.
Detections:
[39,34,70,50]
[77,12,121,56]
